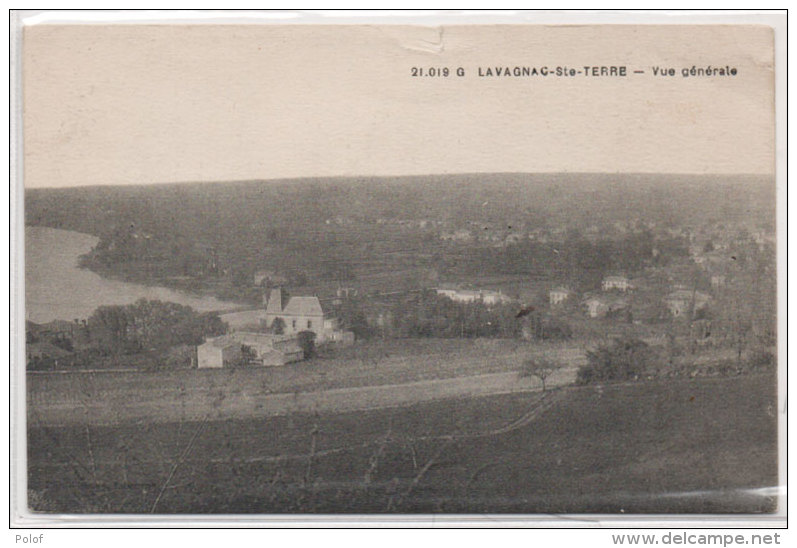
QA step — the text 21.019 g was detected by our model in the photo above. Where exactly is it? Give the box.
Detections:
[411,67,454,77]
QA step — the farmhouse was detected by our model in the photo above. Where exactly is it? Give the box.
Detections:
[549,287,572,306]
[435,286,514,306]
[602,275,630,292]
[440,229,473,242]
[196,331,304,369]
[582,295,629,318]
[196,335,243,369]
[264,288,353,343]
[663,289,711,318]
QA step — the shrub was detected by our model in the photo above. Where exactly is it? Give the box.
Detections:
[297,330,317,359]
[577,337,654,385]
[272,317,286,335]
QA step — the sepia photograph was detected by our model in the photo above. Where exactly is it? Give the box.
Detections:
[12,12,783,525]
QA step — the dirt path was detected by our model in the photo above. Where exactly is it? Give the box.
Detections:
[29,366,578,427]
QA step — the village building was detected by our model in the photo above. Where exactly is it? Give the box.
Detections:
[332,286,358,306]
[264,288,353,343]
[197,331,304,369]
[196,335,243,369]
[234,331,305,366]
[434,286,514,306]
[549,287,572,306]
[663,289,711,318]
[582,295,629,319]
[710,274,727,290]
[439,229,473,242]
[601,275,630,292]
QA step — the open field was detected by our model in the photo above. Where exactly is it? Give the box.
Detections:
[28,339,584,426]
[28,373,777,514]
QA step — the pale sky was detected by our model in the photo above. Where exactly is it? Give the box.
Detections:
[22,24,774,188]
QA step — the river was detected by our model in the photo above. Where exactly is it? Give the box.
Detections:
[25,226,240,324]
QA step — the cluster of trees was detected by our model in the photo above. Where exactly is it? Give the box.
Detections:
[577,337,655,384]
[334,293,575,342]
[27,300,227,371]
[87,299,226,357]
[575,331,776,386]
[391,292,522,339]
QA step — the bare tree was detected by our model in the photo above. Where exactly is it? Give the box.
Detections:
[519,357,559,391]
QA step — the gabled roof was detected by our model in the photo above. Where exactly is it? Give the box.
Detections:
[265,288,325,318]
[282,296,324,317]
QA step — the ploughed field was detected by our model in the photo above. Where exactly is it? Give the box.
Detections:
[28,373,777,514]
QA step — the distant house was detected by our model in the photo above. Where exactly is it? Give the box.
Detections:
[264,288,353,343]
[582,295,628,318]
[440,229,473,242]
[332,286,358,305]
[435,288,480,303]
[663,289,711,318]
[602,275,630,292]
[435,286,514,306]
[481,290,514,306]
[549,287,572,306]
[583,296,605,318]
[710,274,726,290]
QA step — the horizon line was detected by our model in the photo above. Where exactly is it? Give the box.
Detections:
[24,171,775,191]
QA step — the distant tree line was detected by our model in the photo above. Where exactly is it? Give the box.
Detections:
[27,175,764,304]
[447,231,688,289]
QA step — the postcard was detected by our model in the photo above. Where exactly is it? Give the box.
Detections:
[14,16,782,525]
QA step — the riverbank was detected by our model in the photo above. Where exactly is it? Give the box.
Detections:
[25,226,240,323]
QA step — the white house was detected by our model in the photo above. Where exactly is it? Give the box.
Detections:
[663,289,711,318]
[582,295,629,318]
[197,332,304,369]
[197,335,243,369]
[549,287,572,306]
[602,275,630,292]
[435,287,513,306]
[264,288,353,343]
